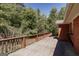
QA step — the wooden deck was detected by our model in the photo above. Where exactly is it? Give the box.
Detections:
[8,37,58,56]
[8,37,77,56]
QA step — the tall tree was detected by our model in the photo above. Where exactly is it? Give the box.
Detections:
[47,7,58,35]
[58,7,66,20]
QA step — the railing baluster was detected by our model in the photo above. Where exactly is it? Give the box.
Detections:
[15,39,17,50]
[7,40,10,54]
[9,40,12,53]
[13,39,17,51]
[16,39,18,50]
[19,38,21,49]
[20,39,22,48]
[11,39,13,53]
[14,39,16,51]
[16,39,19,50]
[8,40,11,53]
[16,39,18,49]
[0,42,2,55]
[12,40,14,52]
[5,41,8,54]
[4,41,6,55]
[1,41,4,55]
[7,40,9,54]
[1,41,6,55]
[3,41,5,54]
[13,39,15,52]
[21,38,23,48]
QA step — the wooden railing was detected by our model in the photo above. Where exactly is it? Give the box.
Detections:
[0,32,52,56]
[0,36,25,56]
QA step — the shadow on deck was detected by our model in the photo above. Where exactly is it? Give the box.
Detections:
[53,40,77,56]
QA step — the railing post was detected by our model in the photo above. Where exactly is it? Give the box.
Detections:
[21,37,26,48]
[36,34,38,41]
[18,38,22,49]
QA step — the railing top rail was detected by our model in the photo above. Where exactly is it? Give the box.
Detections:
[0,32,52,41]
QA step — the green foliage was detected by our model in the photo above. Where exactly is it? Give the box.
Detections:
[0,3,66,38]
[47,7,58,36]
[0,25,12,38]
[46,7,66,36]
[57,7,66,20]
